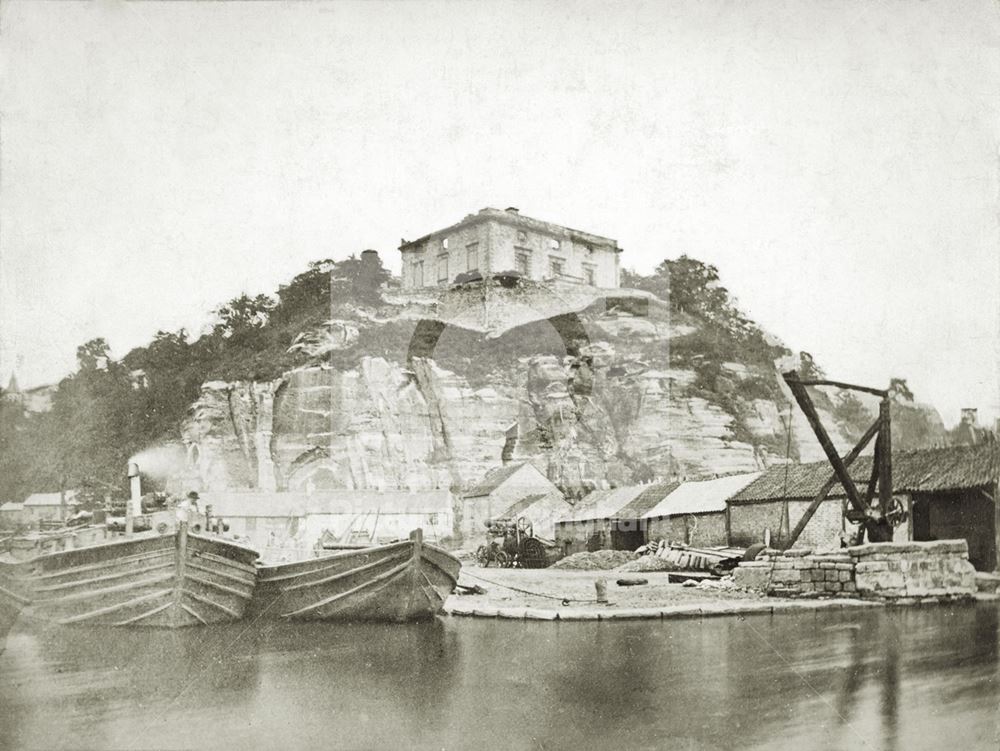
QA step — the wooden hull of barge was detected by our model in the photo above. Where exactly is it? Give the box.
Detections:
[250,532,460,622]
[0,530,258,628]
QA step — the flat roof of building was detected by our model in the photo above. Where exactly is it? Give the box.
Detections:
[399,207,620,253]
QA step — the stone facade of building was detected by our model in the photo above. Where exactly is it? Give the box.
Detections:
[398,207,621,289]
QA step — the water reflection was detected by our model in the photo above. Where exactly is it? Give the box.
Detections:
[1,604,997,750]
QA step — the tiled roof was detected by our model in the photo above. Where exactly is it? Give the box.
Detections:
[560,485,648,523]
[729,443,1000,503]
[400,207,618,251]
[462,463,549,498]
[643,473,761,518]
[614,483,680,519]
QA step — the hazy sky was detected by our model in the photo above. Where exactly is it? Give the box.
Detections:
[1,0,998,427]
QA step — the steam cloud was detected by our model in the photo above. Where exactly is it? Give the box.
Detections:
[128,444,187,484]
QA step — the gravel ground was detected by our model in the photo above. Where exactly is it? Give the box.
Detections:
[452,565,773,611]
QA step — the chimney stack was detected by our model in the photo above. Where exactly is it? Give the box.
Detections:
[359,249,380,290]
[505,207,520,215]
[961,408,979,426]
[127,461,142,516]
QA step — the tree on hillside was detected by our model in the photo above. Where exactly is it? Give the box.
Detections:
[124,330,205,440]
[888,377,914,402]
[330,254,392,306]
[274,260,337,323]
[213,293,276,342]
[76,337,112,371]
[274,255,392,324]
[832,390,874,441]
[798,352,825,380]
[623,256,726,315]
[0,389,30,501]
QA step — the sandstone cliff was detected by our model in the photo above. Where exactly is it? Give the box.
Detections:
[181,280,901,494]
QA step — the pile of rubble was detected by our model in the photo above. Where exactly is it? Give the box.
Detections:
[551,550,638,570]
[616,555,678,573]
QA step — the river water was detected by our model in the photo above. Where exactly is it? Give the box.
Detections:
[1,602,997,750]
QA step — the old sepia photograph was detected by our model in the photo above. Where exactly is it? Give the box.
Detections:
[1,1,998,749]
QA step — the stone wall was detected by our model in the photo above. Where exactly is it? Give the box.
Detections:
[849,540,976,598]
[733,548,856,596]
[733,539,977,600]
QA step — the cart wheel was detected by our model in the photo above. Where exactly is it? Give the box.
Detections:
[520,538,547,569]
[496,551,511,568]
[156,522,169,535]
[476,545,490,567]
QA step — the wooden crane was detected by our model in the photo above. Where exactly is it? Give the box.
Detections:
[780,371,902,548]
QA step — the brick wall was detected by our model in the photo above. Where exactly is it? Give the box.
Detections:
[728,498,845,549]
[646,512,727,547]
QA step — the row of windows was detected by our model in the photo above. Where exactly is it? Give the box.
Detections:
[438,232,562,251]
[411,243,479,286]
[412,247,596,286]
[516,229,561,250]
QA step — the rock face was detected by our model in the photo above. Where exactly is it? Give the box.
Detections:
[180,283,910,494]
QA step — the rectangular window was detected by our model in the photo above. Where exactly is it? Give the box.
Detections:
[549,257,564,277]
[442,238,449,250]
[549,238,560,250]
[437,254,449,283]
[516,250,531,276]
[413,260,424,287]
[583,265,596,286]
[466,243,479,272]
[517,230,528,243]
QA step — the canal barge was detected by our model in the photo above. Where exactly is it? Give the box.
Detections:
[0,520,259,628]
[249,528,460,622]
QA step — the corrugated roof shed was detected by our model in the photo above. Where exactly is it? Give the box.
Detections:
[643,473,761,518]
[729,443,1000,503]
[560,485,647,523]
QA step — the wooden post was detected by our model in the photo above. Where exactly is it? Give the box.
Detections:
[783,372,867,514]
[783,418,880,549]
[878,397,893,513]
[410,527,423,557]
[863,435,881,506]
[595,578,608,604]
[777,500,790,546]
[993,481,999,573]
[408,528,423,617]
[175,520,188,587]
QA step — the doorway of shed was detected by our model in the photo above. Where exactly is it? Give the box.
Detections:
[611,525,644,551]
[911,490,996,571]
